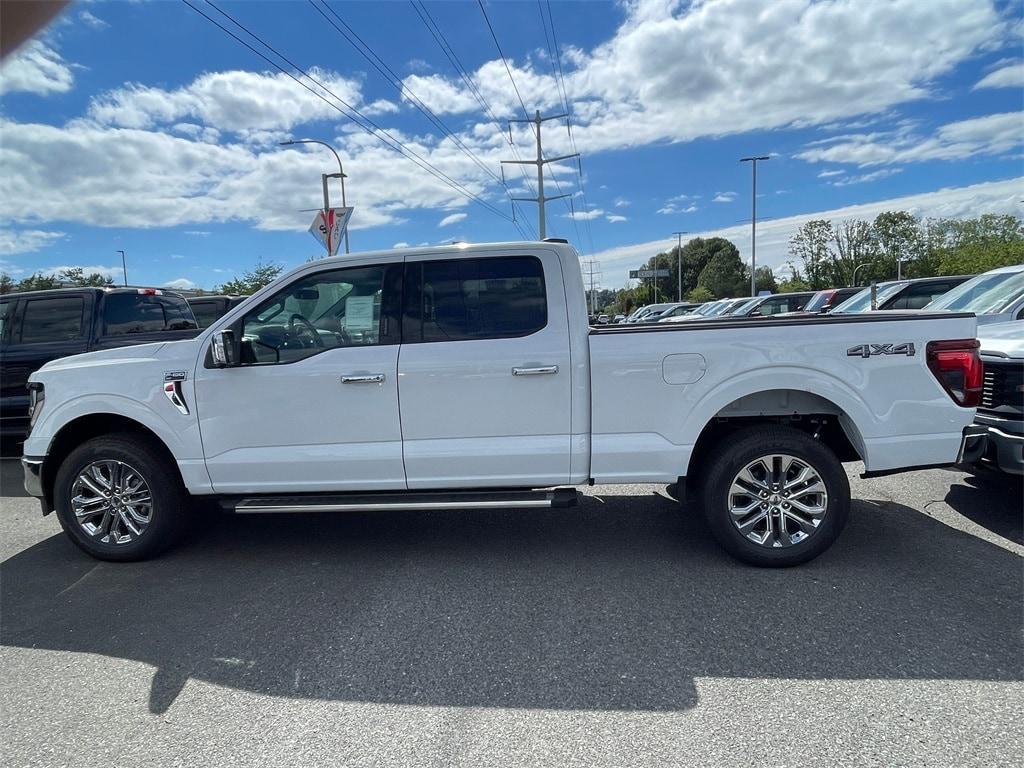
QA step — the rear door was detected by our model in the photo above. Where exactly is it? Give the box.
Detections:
[398,250,572,489]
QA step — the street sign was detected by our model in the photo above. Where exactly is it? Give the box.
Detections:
[630,268,670,279]
[308,207,353,256]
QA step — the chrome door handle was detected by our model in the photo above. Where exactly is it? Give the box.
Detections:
[512,366,558,376]
[341,374,385,384]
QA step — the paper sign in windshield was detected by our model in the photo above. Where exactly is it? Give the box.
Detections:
[345,296,375,331]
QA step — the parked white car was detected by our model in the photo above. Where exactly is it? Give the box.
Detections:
[23,241,982,566]
[925,264,1024,325]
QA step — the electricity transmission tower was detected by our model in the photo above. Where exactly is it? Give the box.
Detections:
[581,260,602,315]
[501,110,579,239]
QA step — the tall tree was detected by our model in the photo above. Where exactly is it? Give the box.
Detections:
[832,219,878,287]
[754,265,778,294]
[217,260,284,295]
[16,272,62,292]
[0,273,15,294]
[788,220,834,289]
[873,211,923,281]
[697,247,747,298]
[57,267,115,287]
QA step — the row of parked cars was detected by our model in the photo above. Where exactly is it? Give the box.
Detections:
[605,265,1023,473]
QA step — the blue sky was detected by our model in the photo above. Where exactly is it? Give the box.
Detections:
[1,0,1021,290]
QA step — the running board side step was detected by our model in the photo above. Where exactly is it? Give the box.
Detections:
[225,487,579,514]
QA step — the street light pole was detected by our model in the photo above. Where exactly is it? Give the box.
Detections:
[279,139,350,254]
[740,155,770,297]
[116,250,127,286]
[671,231,688,302]
[852,262,870,287]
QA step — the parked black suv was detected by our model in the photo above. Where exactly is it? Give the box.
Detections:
[187,295,246,328]
[0,287,199,441]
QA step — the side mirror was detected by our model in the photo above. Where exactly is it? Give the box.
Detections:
[211,329,237,368]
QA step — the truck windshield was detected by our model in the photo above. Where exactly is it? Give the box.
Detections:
[831,282,904,313]
[926,270,1024,313]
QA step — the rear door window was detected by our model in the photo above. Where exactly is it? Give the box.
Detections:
[103,293,198,335]
[888,282,955,310]
[0,299,13,343]
[19,296,86,343]
[404,256,547,342]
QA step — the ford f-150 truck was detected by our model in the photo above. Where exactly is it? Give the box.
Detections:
[21,241,985,566]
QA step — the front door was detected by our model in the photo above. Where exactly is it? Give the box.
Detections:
[397,250,572,489]
[193,260,405,494]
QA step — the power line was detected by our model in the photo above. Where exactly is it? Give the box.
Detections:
[182,0,517,227]
[542,0,595,256]
[408,0,537,236]
[477,0,530,120]
[309,0,530,239]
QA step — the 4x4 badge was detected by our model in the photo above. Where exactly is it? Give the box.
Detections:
[847,343,916,358]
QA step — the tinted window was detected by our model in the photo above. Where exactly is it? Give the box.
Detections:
[103,293,197,335]
[0,300,12,343]
[407,256,546,342]
[241,265,397,364]
[20,296,85,343]
[189,300,226,329]
[888,282,955,310]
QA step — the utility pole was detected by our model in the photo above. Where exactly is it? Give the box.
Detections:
[671,231,688,301]
[581,260,602,315]
[116,250,127,286]
[502,111,579,239]
[740,155,770,297]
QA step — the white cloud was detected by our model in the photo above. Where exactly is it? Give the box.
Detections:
[614,197,630,208]
[0,229,66,256]
[657,203,698,215]
[974,62,1024,89]
[392,241,410,248]
[169,254,186,259]
[401,74,479,114]
[606,214,628,223]
[79,10,109,30]
[0,41,74,96]
[594,177,1024,287]
[45,265,121,280]
[818,169,845,178]
[564,208,605,221]
[797,112,1023,166]
[438,212,468,227]
[713,191,737,203]
[164,278,197,290]
[407,0,1006,153]
[184,230,211,236]
[830,168,903,186]
[86,68,365,133]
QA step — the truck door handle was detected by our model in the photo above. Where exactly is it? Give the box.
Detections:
[341,374,385,384]
[512,366,558,376]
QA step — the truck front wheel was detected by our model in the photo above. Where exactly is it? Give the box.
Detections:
[53,433,190,561]
[700,425,850,567]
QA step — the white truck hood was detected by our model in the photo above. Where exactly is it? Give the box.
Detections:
[36,338,198,374]
[977,320,1024,360]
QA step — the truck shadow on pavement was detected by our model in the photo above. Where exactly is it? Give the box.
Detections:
[2,492,1021,715]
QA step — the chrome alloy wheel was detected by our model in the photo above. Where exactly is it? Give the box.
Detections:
[71,460,153,545]
[727,453,828,548]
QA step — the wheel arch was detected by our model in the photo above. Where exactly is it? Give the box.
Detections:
[40,414,181,515]
[685,387,866,486]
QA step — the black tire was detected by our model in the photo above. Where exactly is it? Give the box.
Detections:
[54,433,190,561]
[699,425,850,567]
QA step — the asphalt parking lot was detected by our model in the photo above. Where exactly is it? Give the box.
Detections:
[1,458,1021,767]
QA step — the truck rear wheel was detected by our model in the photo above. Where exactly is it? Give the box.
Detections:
[699,425,850,567]
[53,433,189,561]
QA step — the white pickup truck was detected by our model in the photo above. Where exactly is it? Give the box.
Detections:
[22,241,985,566]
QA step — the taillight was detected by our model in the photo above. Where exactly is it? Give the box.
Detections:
[926,339,982,408]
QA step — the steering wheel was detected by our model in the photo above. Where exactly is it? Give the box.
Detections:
[287,313,324,348]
